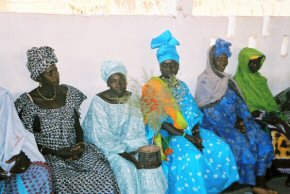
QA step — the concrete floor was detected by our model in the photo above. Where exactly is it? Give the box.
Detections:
[224,176,290,194]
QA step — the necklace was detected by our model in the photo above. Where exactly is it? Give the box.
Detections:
[37,87,56,101]
[160,76,178,88]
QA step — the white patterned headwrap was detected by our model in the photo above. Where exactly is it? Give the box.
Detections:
[26,46,58,81]
[101,60,127,82]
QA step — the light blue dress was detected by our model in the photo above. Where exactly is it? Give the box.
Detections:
[82,94,167,194]
[146,80,239,194]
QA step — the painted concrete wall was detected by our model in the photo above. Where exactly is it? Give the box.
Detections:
[0,11,289,117]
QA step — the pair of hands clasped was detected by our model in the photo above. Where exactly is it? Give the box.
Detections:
[52,142,85,161]
[185,124,204,152]
[235,119,247,134]
[119,123,205,167]
[0,143,86,180]
[185,133,204,151]
[0,151,30,181]
[161,122,204,152]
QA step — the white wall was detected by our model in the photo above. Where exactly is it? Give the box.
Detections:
[0,11,289,118]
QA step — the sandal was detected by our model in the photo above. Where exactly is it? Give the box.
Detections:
[252,186,278,194]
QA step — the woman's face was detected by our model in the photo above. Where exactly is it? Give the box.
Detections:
[160,60,179,79]
[214,54,228,72]
[107,73,127,97]
[248,58,262,73]
[39,64,60,87]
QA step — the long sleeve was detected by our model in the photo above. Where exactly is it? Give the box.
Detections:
[233,89,252,121]
[82,96,126,156]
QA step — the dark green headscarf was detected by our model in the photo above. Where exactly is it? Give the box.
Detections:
[234,47,279,112]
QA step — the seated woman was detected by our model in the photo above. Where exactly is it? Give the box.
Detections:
[234,47,288,130]
[234,47,290,187]
[195,39,275,194]
[14,46,120,193]
[275,88,290,186]
[275,87,290,123]
[82,60,167,194]
[0,87,52,193]
[141,30,239,194]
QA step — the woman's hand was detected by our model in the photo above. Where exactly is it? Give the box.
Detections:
[119,152,144,169]
[0,166,9,181]
[266,112,282,125]
[161,122,204,151]
[251,110,264,119]
[185,134,204,151]
[130,157,144,169]
[69,142,85,160]
[188,124,204,151]
[191,124,200,136]
[5,151,30,175]
[235,119,247,133]
[55,142,85,160]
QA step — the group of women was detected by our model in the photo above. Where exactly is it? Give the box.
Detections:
[0,30,289,194]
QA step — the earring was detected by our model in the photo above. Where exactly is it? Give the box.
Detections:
[39,82,42,88]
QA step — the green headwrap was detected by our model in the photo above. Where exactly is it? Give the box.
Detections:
[234,47,279,112]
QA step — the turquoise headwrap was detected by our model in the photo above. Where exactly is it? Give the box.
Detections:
[215,38,232,58]
[151,30,180,64]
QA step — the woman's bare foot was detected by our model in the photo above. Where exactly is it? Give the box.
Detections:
[252,186,278,194]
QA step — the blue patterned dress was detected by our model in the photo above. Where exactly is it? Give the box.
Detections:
[0,162,52,194]
[146,80,239,194]
[201,86,274,185]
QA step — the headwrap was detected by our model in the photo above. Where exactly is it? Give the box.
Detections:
[0,87,45,173]
[234,47,279,112]
[195,42,242,107]
[26,46,58,81]
[215,38,232,58]
[101,60,127,82]
[151,30,180,64]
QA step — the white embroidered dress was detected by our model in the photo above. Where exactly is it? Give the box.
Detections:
[83,94,167,194]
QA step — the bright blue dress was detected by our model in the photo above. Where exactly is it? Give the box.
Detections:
[146,80,239,194]
[201,87,274,185]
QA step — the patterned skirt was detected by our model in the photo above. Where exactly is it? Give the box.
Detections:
[46,143,120,193]
[0,162,52,194]
[271,124,290,174]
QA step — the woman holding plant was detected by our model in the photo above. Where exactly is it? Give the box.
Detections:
[141,30,239,194]
[82,60,167,194]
